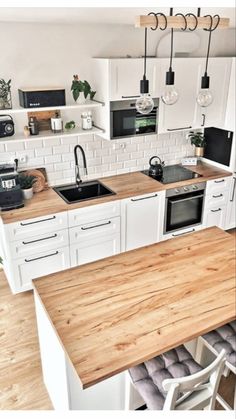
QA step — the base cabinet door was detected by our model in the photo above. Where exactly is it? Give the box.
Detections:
[203,206,227,229]
[226,175,236,229]
[121,193,160,252]
[70,233,120,267]
[11,246,70,293]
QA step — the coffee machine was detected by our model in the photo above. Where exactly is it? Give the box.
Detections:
[0,164,24,211]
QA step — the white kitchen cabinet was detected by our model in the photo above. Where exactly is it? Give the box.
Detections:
[195,58,232,128]
[121,192,162,252]
[70,216,120,267]
[10,246,70,293]
[203,206,227,229]
[158,58,202,134]
[203,176,230,230]
[109,58,160,101]
[226,175,236,230]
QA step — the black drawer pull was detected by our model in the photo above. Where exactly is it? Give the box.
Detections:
[212,194,223,198]
[131,194,158,202]
[20,215,56,226]
[22,234,57,245]
[211,208,221,212]
[214,179,225,184]
[172,228,195,237]
[81,221,111,231]
[167,126,192,131]
[121,95,140,98]
[25,251,59,263]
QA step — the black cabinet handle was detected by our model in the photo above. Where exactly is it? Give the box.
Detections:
[167,126,192,131]
[20,215,56,226]
[211,208,222,212]
[214,179,225,184]
[172,228,195,237]
[121,95,140,98]
[212,194,223,198]
[131,194,158,202]
[230,177,236,202]
[25,250,59,263]
[201,113,206,127]
[81,221,111,231]
[22,234,57,245]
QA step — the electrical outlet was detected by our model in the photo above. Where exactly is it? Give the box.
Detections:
[18,155,27,164]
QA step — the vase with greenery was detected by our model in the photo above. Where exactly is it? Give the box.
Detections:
[188,131,206,157]
[71,75,96,103]
[19,174,37,200]
[0,78,12,110]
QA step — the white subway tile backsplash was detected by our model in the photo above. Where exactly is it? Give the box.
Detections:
[35,147,52,157]
[5,141,25,152]
[0,131,191,186]
[45,155,61,164]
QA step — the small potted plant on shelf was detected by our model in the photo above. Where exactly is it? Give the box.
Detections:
[188,131,206,157]
[71,75,96,103]
[0,78,12,110]
[19,174,37,200]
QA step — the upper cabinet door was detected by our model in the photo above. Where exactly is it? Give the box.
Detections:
[158,58,202,133]
[195,57,232,129]
[109,59,160,101]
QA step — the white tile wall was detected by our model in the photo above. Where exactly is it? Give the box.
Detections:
[0,132,194,186]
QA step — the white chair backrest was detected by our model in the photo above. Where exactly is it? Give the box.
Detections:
[162,349,226,410]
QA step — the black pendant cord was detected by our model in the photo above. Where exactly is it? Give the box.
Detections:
[143,27,147,80]
[169,28,174,71]
[204,29,212,76]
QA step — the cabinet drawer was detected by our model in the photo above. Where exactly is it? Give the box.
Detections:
[206,177,231,195]
[12,246,70,292]
[5,211,68,241]
[203,205,227,229]
[70,233,120,267]
[8,229,69,259]
[161,225,203,241]
[205,190,229,209]
[68,201,120,227]
[69,217,120,244]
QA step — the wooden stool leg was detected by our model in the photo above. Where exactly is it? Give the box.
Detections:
[234,381,236,410]
[195,337,205,365]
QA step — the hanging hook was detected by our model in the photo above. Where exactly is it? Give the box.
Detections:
[175,13,188,31]
[185,13,198,31]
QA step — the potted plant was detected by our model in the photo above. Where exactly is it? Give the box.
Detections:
[0,78,12,110]
[188,131,206,157]
[71,75,96,103]
[19,174,37,200]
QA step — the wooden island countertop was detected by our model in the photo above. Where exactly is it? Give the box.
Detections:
[33,227,236,389]
[0,161,232,223]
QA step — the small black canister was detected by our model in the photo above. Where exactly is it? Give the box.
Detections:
[28,116,39,135]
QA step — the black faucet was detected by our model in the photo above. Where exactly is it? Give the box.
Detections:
[74,145,88,185]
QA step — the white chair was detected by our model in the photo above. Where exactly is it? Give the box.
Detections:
[129,345,226,410]
[196,321,236,410]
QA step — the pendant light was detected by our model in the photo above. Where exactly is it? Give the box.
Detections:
[136,28,154,115]
[196,15,216,107]
[161,9,179,106]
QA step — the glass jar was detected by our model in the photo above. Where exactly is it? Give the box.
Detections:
[81,111,92,130]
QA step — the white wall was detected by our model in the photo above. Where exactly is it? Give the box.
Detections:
[0,21,235,185]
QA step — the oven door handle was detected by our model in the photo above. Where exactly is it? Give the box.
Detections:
[168,194,204,204]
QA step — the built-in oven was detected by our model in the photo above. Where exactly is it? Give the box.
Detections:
[164,182,206,234]
[110,98,158,139]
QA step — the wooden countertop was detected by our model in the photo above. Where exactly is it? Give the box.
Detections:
[0,162,231,224]
[33,227,236,389]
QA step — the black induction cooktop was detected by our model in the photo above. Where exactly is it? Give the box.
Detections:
[141,164,202,184]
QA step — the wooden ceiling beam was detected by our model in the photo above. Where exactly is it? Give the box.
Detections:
[135,15,230,30]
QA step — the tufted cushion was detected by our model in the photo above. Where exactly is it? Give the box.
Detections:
[129,345,202,410]
[203,321,236,368]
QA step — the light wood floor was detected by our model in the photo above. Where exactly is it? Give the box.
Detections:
[0,229,235,410]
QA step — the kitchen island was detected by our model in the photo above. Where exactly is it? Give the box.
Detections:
[33,227,235,410]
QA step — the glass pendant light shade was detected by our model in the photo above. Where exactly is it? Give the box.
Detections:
[161,69,179,105]
[196,72,213,107]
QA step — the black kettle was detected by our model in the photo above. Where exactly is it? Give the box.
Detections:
[149,156,164,177]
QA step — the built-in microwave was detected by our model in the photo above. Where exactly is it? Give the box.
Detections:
[110,98,159,139]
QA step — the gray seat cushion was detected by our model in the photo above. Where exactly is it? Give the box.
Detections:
[203,321,236,368]
[129,345,202,410]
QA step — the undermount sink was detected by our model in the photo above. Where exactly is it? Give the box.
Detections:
[53,180,115,204]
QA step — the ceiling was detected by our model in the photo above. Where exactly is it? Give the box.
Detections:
[0,7,235,27]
